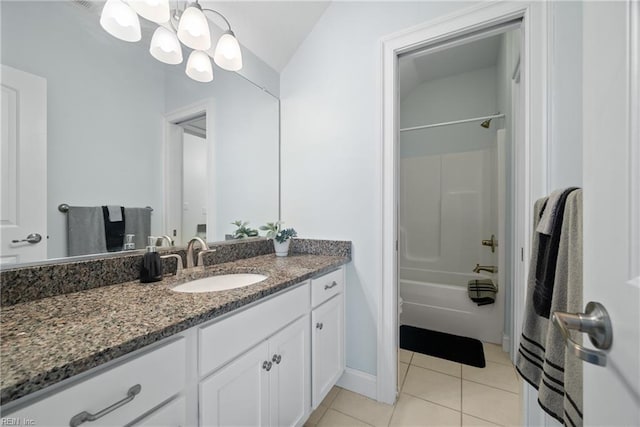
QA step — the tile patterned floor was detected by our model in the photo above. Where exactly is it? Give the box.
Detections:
[305,343,522,427]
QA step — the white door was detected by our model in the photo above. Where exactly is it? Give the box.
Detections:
[199,341,270,427]
[269,315,310,427]
[0,65,47,264]
[582,1,640,425]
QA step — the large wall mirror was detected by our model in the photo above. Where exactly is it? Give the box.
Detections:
[0,1,279,265]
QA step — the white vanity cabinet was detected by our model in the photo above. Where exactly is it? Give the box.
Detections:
[6,337,187,426]
[198,282,311,427]
[310,268,345,408]
[200,315,310,427]
[3,265,347,427]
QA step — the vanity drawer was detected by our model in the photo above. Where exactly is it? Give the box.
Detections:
[199,282,310,378]
[7,337,186,426]
[311,268,344,308]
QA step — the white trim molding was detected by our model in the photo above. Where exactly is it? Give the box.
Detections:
[379,1,550,412]
[337,368,377,401]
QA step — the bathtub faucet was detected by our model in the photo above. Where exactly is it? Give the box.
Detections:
[473,264,498,274]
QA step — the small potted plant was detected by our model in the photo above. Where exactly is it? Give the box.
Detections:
[231,220,259,239]
[260,221,297,257]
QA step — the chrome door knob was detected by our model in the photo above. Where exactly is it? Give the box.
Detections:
[552,301,613,366]
[12,233,42,244]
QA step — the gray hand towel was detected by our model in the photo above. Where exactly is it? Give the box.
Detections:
[67,206,107,256]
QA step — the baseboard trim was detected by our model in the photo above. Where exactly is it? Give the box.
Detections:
[337,368,377,400]
[502,333,510,354]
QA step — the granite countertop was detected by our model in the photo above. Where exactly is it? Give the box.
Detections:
[0,253,349,405]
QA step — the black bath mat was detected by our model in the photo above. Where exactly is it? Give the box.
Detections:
[400,325,486,368]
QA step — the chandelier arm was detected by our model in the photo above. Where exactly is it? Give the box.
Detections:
[201,8,233,32]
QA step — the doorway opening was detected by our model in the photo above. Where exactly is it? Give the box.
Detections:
[380,4,550,419]
[397,25,520,352]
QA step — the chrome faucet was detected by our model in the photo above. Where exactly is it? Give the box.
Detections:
[156,235,174,247]
[473,264,498,274]
[186,237,209,269]
[160,254,184,277]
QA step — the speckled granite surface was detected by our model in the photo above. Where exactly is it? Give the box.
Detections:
[0,252,350,405]
[0,239,275,307]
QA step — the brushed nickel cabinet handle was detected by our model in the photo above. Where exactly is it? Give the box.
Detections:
[69,384,141,427]
[316,322,323,330]
[263,361,273,371]
[272,354,282,364]
[324,281,338,290]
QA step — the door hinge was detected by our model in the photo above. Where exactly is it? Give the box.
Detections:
[521,247,524,261]
[396,240,398,251]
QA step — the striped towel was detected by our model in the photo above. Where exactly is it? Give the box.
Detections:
[516,190,583,426]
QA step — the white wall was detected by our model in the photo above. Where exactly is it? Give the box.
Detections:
[281,0,585,381]
[281,1,476,376]
[182,134,208,240]
[1,1,165,259]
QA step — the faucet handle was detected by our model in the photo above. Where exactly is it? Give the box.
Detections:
[196,249,217,268]
[160,254,184,276]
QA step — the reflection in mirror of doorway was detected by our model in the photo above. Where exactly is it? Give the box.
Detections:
[177,114,208,247]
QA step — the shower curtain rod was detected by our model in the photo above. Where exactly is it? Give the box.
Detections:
[399,113,505,133]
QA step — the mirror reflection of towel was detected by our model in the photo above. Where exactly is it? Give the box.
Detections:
[102,206,125,252]
[124,207,151,250]
[67,207,107,256]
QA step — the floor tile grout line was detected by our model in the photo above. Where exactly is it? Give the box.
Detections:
[407,362,463,380]
[460,370,464,426]
[401,390,462,413]
[460,410,508,426]
[328,407,376,426]
[462,378,521,396]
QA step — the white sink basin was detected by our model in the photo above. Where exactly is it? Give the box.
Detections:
[171,274,268,293]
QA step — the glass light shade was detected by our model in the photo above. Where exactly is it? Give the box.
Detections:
[177,6,211,51]
[213,31,243,71]
[100,0,141,42]
[128,0,170,24]
[186,50,213,83]
[149,27,183,64]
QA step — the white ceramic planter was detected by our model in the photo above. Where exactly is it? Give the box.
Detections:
[273,239,291,257]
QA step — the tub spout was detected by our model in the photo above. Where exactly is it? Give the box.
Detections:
[473,264,498,274]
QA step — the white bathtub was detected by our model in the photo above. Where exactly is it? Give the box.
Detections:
[399,268,505,344]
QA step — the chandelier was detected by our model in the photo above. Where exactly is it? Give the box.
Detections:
[100,0,242,83]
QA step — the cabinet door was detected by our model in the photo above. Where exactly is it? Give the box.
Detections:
[200,341,270,427]
[311,294,345,408]
[269,315,310,427]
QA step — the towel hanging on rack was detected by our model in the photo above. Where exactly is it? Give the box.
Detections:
[516,189,583,426]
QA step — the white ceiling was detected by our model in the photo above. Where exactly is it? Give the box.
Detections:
[399,34,503,100]
[198,1,331,72]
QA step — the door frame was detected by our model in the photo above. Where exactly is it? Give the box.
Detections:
[163,99,215,245]
[378,1,550,418]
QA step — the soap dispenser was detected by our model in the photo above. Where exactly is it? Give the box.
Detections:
[140,236,163,283]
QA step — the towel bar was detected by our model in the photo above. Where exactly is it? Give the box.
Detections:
[58,204,153,213]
